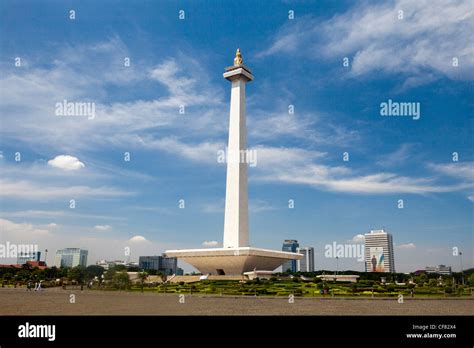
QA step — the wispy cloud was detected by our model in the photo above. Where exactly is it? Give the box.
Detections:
[147,138,472,195]
[142,136,224,165]
[248,110,360,147]
[0,39,227,156]
[396,243,416,250]
[0,218,52,239]
[94,225,112,231]
[201,199,277,214]
[266,168,471,194]
[0,210,127,221]
[428,162,474,181]
[202,240,219,247]
[0,179,133,199]
[258,1,474,86]
[376,144,413,168]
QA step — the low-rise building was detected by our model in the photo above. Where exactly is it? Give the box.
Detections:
[17,251,41,265]
[317,274,359,283]
[425,265,452,275]
[139,255,177,275]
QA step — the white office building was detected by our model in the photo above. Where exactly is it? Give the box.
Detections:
[364,229,395,273]
[55,248,88,268]
[296,247,315,272]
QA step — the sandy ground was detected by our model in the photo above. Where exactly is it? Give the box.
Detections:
[0,288,472,315]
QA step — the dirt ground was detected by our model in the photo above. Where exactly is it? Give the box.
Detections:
[0,288,472,315]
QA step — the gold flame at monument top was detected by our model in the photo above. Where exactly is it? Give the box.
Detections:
[234,48,243,66]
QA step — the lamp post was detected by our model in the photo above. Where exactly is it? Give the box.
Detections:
[336,256,339,281]
[459,251,464,286]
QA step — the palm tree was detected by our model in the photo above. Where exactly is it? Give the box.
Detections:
[157,271,166,283]
[137,271,148,292]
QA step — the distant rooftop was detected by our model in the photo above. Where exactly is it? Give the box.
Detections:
[368,229,387,234]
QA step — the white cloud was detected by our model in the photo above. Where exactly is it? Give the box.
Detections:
[202,240,219,247]
[48,223,58,228]
[94,225,111,231]
[128,235,147,243]
[468,195,474,202]
[396,243,416,250]
[259,1,474,85]
[351,234,365,243]
[48,155,85,171]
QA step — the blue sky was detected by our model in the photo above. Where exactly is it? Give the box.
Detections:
[0,0,472,272]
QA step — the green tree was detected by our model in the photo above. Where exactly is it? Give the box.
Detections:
[112,271,131,290]
[147,269,158,276]
[352,283,359,293]
[468,274,474,287]
[416,273,428,286]
[44,266,61,280]
[17,270,31,281]
[68,266,86,284]
[85,265,104,280]
[104,268,117,282]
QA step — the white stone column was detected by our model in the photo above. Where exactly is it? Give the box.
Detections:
[223,65,253,248]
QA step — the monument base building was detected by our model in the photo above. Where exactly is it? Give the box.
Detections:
[165,247,301,275]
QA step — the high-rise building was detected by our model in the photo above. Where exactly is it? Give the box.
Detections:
[17,251,41,265]
[54,248,88,268]
[282,240,299,272]
[139,255,177,275]
[364,229,395,273]
[296,247,315,272]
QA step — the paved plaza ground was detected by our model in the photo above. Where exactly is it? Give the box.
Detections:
[0,288,472,315]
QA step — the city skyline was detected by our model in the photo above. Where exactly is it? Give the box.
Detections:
[0,1,472,273]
